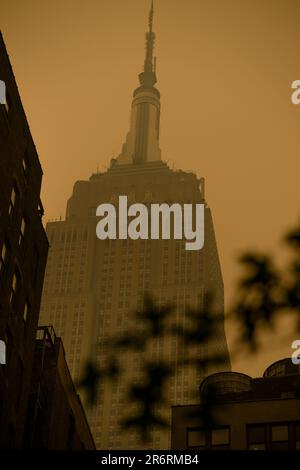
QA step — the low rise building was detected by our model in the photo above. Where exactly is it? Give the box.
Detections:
[24,326,95,449]
[171,358,300,450]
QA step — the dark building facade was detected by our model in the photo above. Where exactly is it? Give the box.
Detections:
[0,32,49,448]
[39,4,230,449]
[171,358,300,450]
[24,326,95,449]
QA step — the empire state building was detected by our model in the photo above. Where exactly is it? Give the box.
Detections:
[39,2,230,449]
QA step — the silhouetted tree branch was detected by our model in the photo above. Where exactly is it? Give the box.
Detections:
[78,220,300,444]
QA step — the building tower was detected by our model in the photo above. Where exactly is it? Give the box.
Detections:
[0,32,49,448]
[39,2,230,449]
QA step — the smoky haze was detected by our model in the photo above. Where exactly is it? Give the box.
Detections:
[1,0,300,376]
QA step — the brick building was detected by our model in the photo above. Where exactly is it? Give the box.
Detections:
[0,31,49,448]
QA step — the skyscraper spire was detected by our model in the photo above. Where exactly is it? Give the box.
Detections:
[139,0,157,87]
[116,1,161,165]
[149,0,154,31]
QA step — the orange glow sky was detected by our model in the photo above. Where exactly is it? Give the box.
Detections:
[1,0,300,376]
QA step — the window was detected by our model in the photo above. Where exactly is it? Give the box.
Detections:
[188,429,206,448]
[10,267,20,309]
[9,184,18,216]
[0,240,9,274]
[22,151,29,180]
[247,424,267,450]
[22,157,27,174]
[23,301,29,322]
[11,273,17,300]
[271,424,289,450]
[247,422,299,450]
[271,425,288,441]
[211,428,230,449]
[19,217,26,245]
[187,427,230,450]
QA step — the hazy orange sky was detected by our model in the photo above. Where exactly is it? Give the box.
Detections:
[1,0,300,376]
